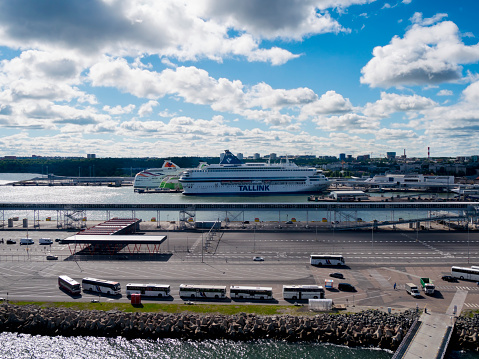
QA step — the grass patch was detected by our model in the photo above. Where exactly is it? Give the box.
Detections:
[461,309,479,318]
[10,301,310,316]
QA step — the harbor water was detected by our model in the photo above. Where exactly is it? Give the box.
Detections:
[1,332,477,359]
[0,333,396,359]
[0,174,456,225]
[0,174,475,358]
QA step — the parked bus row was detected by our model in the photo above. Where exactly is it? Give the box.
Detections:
[58,276,326,300]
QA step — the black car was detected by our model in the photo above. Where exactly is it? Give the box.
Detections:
[442,275,458,282]
[338,283,356,292]
[329,272,344,279]
[6,239,16,244]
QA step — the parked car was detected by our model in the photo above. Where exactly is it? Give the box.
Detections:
[338,283,356,292]
[6,239,16,244]
[253,256,264,261]
[20,238,34,245]
[46,255,58,260]
[329,272,344,279]
[441,275,457,282]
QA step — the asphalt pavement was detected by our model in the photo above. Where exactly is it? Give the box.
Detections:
[0,226,478,314]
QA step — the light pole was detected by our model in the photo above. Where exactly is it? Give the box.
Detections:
[371,224,374,253]
[468,221,470,264]
[254,224,256,253]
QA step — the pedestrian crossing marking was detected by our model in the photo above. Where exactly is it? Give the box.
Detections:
[464,303,479,308]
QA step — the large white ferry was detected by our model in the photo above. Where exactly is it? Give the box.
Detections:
[133,161,183,191]
[179,150,329,195]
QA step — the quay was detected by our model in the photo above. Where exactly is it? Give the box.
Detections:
[0,221,478,355]
[8,175,133,187]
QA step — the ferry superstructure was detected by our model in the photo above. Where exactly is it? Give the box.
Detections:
[179,150,329,195]
[133,161,183,190]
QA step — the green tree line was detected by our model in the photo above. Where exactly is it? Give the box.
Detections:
[0,157,217,177]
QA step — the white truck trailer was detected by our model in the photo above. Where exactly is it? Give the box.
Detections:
[405,282,421,297]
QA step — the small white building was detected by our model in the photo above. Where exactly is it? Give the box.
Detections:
[330,190,368,201]
[309,299,333,311]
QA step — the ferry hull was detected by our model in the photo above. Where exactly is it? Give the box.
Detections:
[181,183,329,195]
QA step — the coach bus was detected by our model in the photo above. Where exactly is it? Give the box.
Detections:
[310,254,345,266]
[126,283,171,298]
[58,275,81,295]
[82,277,121,295]
[282,285,325,300]
[229,286,273,300]
[451,266,479,281]
[179,284,226,299]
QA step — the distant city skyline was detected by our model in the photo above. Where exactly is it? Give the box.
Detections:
[0,0,478,158]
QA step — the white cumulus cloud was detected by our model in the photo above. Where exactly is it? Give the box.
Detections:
[360,20,479,88]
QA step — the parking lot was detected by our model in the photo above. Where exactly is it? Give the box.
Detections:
[0,227,478,313]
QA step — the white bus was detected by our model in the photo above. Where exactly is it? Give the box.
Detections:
[58,275,81,295]
[229,286,273,300]
[451,266,479,281]
[126,283,171,298]
[179,284,226,299]
[282,285,325,300]
[310,254,345,266]
[82,277,121,295]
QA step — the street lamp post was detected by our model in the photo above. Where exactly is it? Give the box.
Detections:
[371,225,374,253]
[468,221,470,264]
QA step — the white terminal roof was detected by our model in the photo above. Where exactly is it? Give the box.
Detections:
[62,235,166,244]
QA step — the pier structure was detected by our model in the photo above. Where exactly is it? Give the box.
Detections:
[392,290,466,359]
[0,202,478,231]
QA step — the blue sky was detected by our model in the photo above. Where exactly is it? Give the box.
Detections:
[0,0,478,158]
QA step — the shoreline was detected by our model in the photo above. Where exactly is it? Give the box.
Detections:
[0,303,418,351]
[1,302,478,352]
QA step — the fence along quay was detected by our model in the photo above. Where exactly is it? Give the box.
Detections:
[0,201,477,231]
[0,201,478,211]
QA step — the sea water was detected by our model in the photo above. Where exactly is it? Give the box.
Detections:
[0,332,394,359]
[0,333,476,358]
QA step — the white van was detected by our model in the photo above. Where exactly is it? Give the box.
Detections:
[20,238,34,245]
[39,238,53,245]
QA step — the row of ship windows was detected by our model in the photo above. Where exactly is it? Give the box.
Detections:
[189,168,317,172]
[184,182,307,187]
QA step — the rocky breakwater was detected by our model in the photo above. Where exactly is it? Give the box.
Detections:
[0,304,418,350]
[451,315,479,352]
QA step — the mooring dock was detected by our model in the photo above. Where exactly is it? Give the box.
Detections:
[394,290,468,359]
